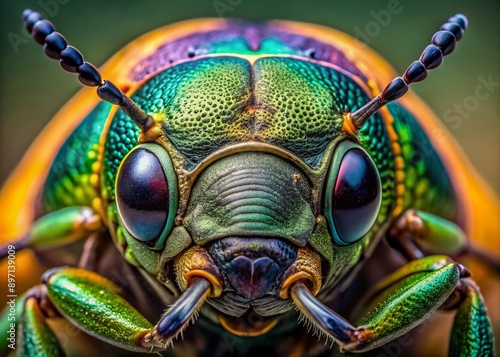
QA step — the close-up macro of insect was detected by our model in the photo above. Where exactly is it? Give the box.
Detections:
[0,1,499,356]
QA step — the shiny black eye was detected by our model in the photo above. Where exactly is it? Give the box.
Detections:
[325,145,381,245]
[116,146,177,243]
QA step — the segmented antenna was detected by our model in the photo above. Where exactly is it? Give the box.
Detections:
[350,14,468,129]
[22,9,155,132]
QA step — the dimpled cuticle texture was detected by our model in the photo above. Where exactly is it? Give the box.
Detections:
[42,101,111,212]
[389,103,457,219]
[103,56,374,199]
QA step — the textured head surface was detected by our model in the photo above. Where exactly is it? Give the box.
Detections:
[119,57,368,168]
[102,20,377,193]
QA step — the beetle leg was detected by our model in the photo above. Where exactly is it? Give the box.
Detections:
[389,209,500,271]
[35,266,154,352]
[448,279,494,356]
[0,286,70,356]
[388,209,467,260]
[0,268,156,355]
[289,259,476,353]
[78,232,103,270]
[0,293,25,353]
[351,256,493,355]
[351,255,455,317]
[12,287,66,356]
[2,247,219,353]
[0,206,102,259]
[37,266,217,352]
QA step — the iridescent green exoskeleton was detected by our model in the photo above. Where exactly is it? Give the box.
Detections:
[0,10,497,357]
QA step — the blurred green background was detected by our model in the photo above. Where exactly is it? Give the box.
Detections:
[1,0,499,193]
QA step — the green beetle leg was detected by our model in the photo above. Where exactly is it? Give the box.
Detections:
[353,255,494,356]
[0,206,102,258]
[0,287,66,356]
[0,293,25,353]
[389,209,500,271]
[352,255,456,317]
[41,267,154,352]
[388,209,467,260]
[41,267,213,352]
[290,261,465,353]
[448,279,494,356]
[18,287,65,356]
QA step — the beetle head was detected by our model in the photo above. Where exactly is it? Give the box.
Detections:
[113,138,382,335]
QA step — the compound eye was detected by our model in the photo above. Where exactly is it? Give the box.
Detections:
[325,146,381,245]
[116,148,171,242]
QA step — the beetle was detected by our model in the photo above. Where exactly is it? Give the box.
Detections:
[0,9,499,357]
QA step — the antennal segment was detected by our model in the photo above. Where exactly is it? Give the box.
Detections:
[22,9,155,132]
[349,14,468,130]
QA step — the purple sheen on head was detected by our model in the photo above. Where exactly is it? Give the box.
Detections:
[131,21,366,81]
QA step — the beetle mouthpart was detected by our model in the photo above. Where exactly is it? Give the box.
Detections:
[279,247,322,299]
[174,245,223,298]
[140,277,212,350]
[141,246,223,349]
[210,237,297,300]
[290,282,357,346]
[219,313,278,337]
